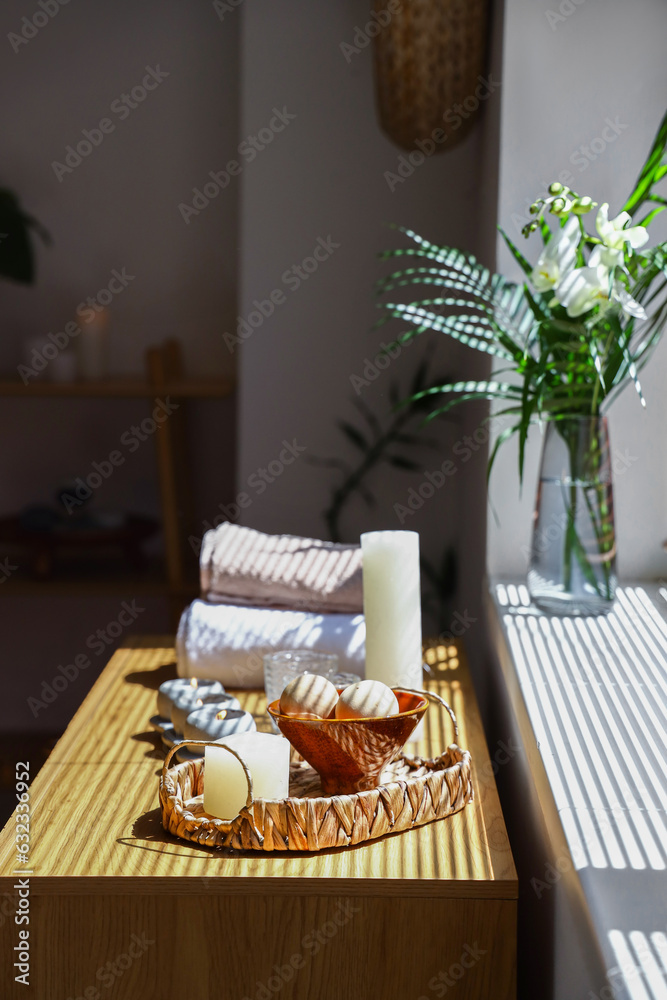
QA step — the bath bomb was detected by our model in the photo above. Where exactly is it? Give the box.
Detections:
[279,674,339,719]
[335,680,399,720]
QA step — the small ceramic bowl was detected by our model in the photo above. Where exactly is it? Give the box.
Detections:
[268,688,428,794]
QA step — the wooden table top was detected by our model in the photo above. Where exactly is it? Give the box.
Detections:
[0,637,517,899]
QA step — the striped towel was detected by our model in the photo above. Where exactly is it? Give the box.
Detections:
[200,522,363,614]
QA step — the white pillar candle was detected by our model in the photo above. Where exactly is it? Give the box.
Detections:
[157,678,224,720]
[77,308,109,380]
[203,732,290,820]
[361,530,423,691]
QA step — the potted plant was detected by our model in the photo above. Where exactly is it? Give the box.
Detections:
[377,109,667,615]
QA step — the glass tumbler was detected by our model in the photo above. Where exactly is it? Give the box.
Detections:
[263,650,339,729]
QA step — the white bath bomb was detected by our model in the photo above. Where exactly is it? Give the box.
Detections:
[335,680,399,720]
[279,674,339,718]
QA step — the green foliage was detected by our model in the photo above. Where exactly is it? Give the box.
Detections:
[313,350,449,543]
[315,351,459,626]
[622,112,667,224]
[377,111,667,484]
[0,188,49,285]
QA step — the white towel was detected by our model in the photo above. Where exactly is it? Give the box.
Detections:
[177,600,365,688]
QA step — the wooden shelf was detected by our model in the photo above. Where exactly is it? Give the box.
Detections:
[0,341,233,628]
[0,376,235,398]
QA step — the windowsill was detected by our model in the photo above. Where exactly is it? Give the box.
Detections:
[487,581,667,999]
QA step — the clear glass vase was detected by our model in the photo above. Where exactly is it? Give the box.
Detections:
[527,416,616,616]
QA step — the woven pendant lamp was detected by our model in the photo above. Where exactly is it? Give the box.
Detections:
[373,0,490,152]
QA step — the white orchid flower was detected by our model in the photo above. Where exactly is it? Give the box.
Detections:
[588,245,647,320]
[611,284,647,321]
[554,259,647,321]
[589,244,617,270]
[531,216,580,292]
[595,203,649,267]
[554,263,610,317]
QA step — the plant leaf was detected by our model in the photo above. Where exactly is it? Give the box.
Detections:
[622,109,667,219]
[386,455,421,470]
[337,421,368,452]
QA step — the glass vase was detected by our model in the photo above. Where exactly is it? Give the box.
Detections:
[527,416,616,615]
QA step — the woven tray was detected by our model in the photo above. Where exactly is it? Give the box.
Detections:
[159,692,473,852]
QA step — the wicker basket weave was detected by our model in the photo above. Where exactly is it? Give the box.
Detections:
[373,0,489,151]
[159,691,473,852]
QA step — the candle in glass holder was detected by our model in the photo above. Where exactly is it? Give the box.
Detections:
[171,691,239,735]
[203,732,290,820]
[183,706,255,742]
[360,530,423,690]
[157,678,224,719]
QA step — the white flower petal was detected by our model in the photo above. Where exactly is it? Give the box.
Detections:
[530,218,580,291]
[623,225,649,249]
[562,216,581,242]
[613,211,632,231]
[596,203,610,240]
[590,244,624,269]
[612,284,648,321]
[556,265,610,318]
[596,202,649,252]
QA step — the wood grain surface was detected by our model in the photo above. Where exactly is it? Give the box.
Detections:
[0,637,517,999]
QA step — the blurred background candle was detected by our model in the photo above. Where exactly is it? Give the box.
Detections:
[77,307,109,380]
[203,732,290,820]
[361,530,423,691]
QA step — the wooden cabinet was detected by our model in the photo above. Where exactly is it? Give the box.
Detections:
[0,637,517,998]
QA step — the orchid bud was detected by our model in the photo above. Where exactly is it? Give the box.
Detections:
[529,201,543,215]
[550,197,565,214]
[572,196,595,215]
[548,182,564,195]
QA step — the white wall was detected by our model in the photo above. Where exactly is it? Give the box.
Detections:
[489,0,667,582]
[238,0,503,660]
[0,0,240,732]
[0,0,239,378]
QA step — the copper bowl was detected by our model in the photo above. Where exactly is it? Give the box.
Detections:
[267,688,428,795]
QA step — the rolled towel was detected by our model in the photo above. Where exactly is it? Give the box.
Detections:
[200,522,362,614]
[177,599,365,688]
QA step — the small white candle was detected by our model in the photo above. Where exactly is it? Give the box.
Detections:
[361,530,423,690]
[184,707,256,742]
[157,678,224,719]
[203,732,290,820]
[171,691,238,735]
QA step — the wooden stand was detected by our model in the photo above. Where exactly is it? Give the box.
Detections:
[0,343,235,626]
[0,638,517,999]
